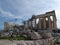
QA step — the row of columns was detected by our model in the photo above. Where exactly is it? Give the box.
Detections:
[24,15,57,30]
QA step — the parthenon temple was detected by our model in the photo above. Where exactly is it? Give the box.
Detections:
[24,10,57,30]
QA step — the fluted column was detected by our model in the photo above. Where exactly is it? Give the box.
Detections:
[31,20,32,29]
[25,21,27,29]
[35,18,36,29]
[53,16,57,29]
[39,18,41,29]
[32,19,35,28]
[26,21,28,29]
[48,16,51,29]
[43,18,46,29]
[27,21,29,29]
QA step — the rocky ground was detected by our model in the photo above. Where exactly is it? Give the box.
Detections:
[0,39,50,45]
[0,30,54,45]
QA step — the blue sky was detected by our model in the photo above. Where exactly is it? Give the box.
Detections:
[0,0,60,29]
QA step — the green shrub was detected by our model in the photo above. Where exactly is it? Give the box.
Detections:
[0,35,31,40]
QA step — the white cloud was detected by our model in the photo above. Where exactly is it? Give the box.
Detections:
[0,8,22,19]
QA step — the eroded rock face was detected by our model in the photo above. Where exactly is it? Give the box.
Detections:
[27,30,42,40]
[23,30,53,40]
[30,32,41,40]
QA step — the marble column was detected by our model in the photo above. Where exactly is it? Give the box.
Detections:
[31,20,32,29]
[26,21,28,28]
[32,19,34,28]
[53,16,57,29]
[35,18,36,29]
[48,16,51,29]
[39,18,41,29]
[27,21,29,29]
[24,21,26,29]
[43,18,46,29]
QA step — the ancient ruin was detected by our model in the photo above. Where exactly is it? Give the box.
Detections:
[2,10,58,45]
[24,10,57,30]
